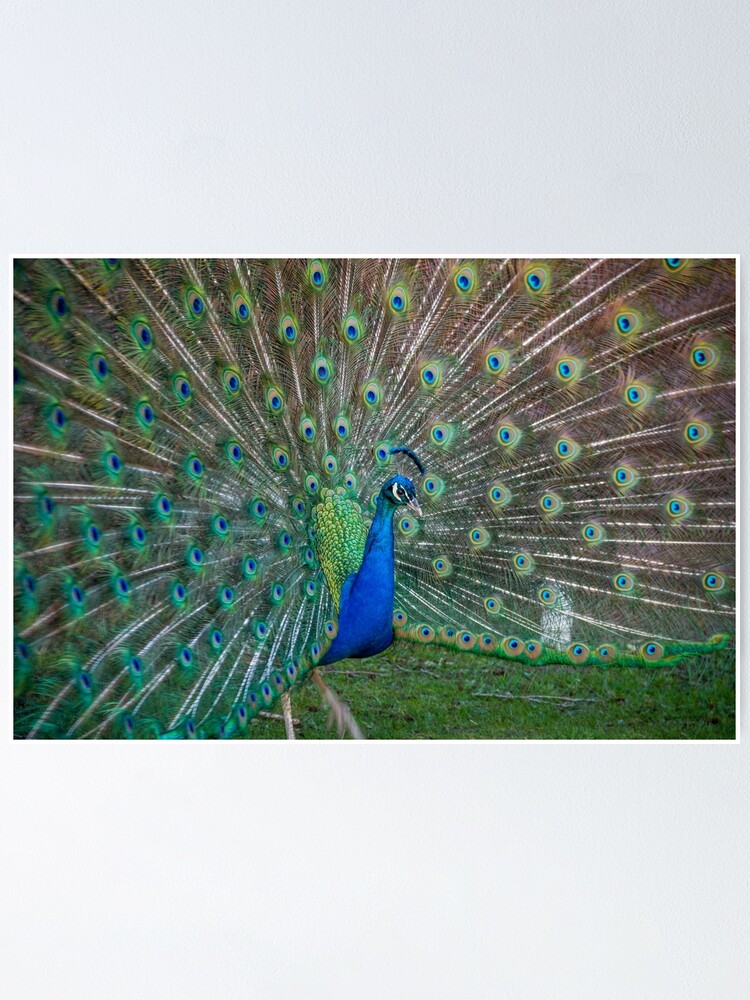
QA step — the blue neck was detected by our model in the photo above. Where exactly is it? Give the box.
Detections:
[363,494,396,563]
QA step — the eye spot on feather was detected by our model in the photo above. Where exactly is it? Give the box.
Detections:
[612,464,639,490]
[582,522,606,543]
[454,264,476,293]
[690,343,718,370]
[596,644,615,662]
[502,636,525,657]
[416,625,435,643]
[47,405,67,434]
[212,514,229,536]
[225,441,242,464]
[105,450,123,475]
[233,293,250,321]
[641,642,664,662]
[484,348,510,375]
[666,495,693,521]
[513,551,534,573]
[484,596,502,614]
[422,476,445,498]
[186,455,204,478]
[251,499,266,519]
[171,581,187,605]
[555,436,580,461]
[342,312,363,343]
[49,290,68,318]
[555,356,583,383]
[187,289,205,315]
[308,259,328,288]
[187,545,204,568]
[242,556,258,579]
[89,353,109,380]
[538,587,556,605]
[458,631,476,650]
[524,264,549,293]
[130,524,146,547]
[432,556,451,576]
[272,446,290,470]
[279,313,299,344]
[431,423,452,445]
[323,453,338,474]
[363,381,382,407]
[420,362,442,388]
[399,516,418,536]
[684,420,711,446]
[488,481,512,507]
[156,494,172,517]
[389,285,409,314]
[567,643,589,664]
[496,422,522,448]
[305,475,319,495]
[313,355,332,385]
[539,492,563,515]
[223,369,241,394]
[614,309,642,337]
[266,387,284,413]
[702,572,725,592]
[335,416,350,439]
[525,640,543,660]
[664,258,687,272]
[299,416,317,442]
[469,526,490,548]
[135,400,155,429]
[624,380,651,408]
[613,572,635,592]
[172,375,191,401]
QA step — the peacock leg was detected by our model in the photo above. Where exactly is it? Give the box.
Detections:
[311,668,364,739]
[280,691,296,740]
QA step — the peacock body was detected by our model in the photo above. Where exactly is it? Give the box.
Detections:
[13,257,736,738]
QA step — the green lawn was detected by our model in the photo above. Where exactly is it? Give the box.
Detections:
[246,644,736,740]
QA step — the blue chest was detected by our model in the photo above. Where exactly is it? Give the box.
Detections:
[320,499,395,664]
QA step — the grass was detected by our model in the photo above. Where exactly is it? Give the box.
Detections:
[245,643,736,740]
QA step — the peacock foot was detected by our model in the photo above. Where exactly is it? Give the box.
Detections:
[311,668,365,739]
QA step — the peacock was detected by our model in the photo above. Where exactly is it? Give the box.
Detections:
[13,257,736,739]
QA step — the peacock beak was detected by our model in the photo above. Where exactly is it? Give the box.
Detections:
[407,497,423,517]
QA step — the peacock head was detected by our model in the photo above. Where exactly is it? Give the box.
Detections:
[381,445,425,516]
[381,474,422,516]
